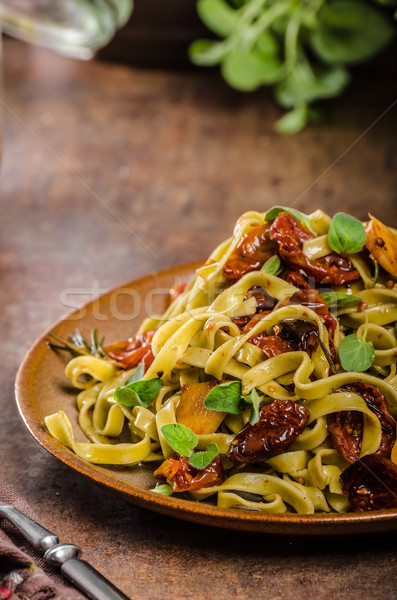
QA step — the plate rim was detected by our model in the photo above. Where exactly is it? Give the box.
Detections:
[14,260,397,535]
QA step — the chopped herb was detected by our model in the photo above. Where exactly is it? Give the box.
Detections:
[328,213,366,255]
[161,424,198,457]
[261,255,282,277]
[188,443,219,470]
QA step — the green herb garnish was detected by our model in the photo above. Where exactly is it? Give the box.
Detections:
[188,443,219,470]
[47,328,107,358]
[328,213,366,255]
[245,388,262,425]
[114,377,161,409]
[161,424,198,456]
[125,363,145,385]
[261,255,282,277]
[338,334,375,372]
[204,381,244,414]
[190,0,395,133]
[319,291,362,309]
[152,483,174,496]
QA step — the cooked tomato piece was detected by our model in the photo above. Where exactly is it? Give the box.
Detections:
[271,213,359,285]
[104,330,155,370]
[247,334,297,358]
[154,454,225,492]
[328,383,397,463]
[169,282,187,305]
[223,224,277,281]
[228,400,309,465]
[341,454,397,511]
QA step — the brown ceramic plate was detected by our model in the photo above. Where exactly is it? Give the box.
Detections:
[15,261,397,535]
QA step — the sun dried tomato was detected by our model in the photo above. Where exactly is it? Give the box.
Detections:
[327,411,363,464]
[228,400,309,466]
[169,282,187,305]
[270,213,359,285]
[247,334,298,358]
[341,454,397,512]
[104,330,155,370]
[223,224,278,281]
[328,383,397,463]
[283,269,310,289]
[154,454,225,492]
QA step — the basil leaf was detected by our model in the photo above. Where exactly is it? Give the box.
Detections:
[338,334,375,372]
[204,381,244,414]
[328,213,366,255]
[245,388,261,425]
[125,363,145,385]
[261,255,282,276]
[188,443,219,470]
[152,483,173,496]
[265,206,313,233]
[115,377,161,408]
[161,424,198,457]
[319,292,362,308]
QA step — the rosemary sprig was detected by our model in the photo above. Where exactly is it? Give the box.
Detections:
[47,328,108,358]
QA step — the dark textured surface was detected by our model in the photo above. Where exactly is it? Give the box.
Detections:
[1,37,397,599]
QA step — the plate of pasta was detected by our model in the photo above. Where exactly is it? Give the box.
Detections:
[15,207,397,535]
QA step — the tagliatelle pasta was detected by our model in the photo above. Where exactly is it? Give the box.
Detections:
[46,208,397,514]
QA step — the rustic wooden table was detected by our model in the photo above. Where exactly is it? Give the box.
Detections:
[2,36,397,600]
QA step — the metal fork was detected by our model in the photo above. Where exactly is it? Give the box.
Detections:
[0,501,130,600]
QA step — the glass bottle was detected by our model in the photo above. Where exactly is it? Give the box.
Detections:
[0,0,133,59]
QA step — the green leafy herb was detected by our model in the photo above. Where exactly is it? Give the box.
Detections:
[244,388,262,425]
[114,377,161,409]
[152,483,173,496]
[190,0,396,133]
[338,334,375,372]
[188,443,219,470]
[204,381,245,414]
[126,363,146,385]
[161,424,198,456]
[328,212,367,255]
[47,328,108,358]
[319,291,362,308]
[309,0,395,65]
[261,255,282,277]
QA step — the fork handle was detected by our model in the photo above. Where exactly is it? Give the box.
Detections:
[0,506,58,552]
[45,544,131,600]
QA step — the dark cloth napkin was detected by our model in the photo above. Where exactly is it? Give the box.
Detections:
[0,477,87,600]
